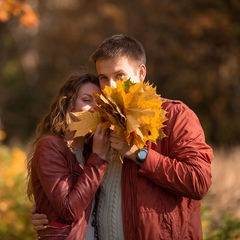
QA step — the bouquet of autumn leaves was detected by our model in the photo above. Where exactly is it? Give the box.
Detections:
[68,79,168,161]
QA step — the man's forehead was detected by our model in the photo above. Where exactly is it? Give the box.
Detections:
[96,63,126,75]
[96,57,133,72]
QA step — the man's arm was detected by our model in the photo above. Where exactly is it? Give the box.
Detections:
[109,102,214,200]
[30,205,49,231]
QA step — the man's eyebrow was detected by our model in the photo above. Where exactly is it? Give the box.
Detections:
[98,70,124,76]
[98,73,106,77]
[98,73,110,78]
[115,69,125,73]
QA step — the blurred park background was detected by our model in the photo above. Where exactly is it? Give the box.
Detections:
[0,0,240,239]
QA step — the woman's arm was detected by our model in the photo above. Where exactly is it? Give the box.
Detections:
[33,124,110,222]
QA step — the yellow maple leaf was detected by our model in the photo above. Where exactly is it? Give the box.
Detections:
[67,79,168,150]
[68,111,101,137]
[99,79,167,148]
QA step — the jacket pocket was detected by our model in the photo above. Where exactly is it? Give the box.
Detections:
[37,222,70,239]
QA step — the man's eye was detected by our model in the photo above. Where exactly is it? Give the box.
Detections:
[99,77,108,82]
[117,74,125,79]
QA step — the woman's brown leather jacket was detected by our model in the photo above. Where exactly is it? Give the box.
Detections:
[31,136,108,239]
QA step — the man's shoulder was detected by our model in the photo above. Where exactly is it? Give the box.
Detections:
[160,97,200,128]
[161,97,185,111]
[160,97,195,118]
[161,97,182,105]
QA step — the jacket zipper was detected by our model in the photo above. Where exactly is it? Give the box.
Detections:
[43,225,70,229]
[36,234,68,239]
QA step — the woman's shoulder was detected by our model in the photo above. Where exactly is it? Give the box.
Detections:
[36,135,68,152]
[33,135,75,166]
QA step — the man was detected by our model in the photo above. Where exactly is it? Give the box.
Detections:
[31,34,213,239]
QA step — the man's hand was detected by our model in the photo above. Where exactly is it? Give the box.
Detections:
[110,131,138,161]
[30,205,49,231]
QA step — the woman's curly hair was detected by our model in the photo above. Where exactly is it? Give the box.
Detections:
[26,73,99,201]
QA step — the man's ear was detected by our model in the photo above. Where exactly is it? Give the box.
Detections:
[139,64,146,81]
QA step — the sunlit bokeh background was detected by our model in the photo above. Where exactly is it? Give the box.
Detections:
[0,0,240,239]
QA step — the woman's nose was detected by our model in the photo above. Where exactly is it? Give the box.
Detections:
[88,105,95,113]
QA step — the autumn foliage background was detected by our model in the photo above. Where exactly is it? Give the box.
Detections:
[0,0,240,239]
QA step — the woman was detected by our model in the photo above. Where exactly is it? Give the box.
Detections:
[26,73,110,239]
